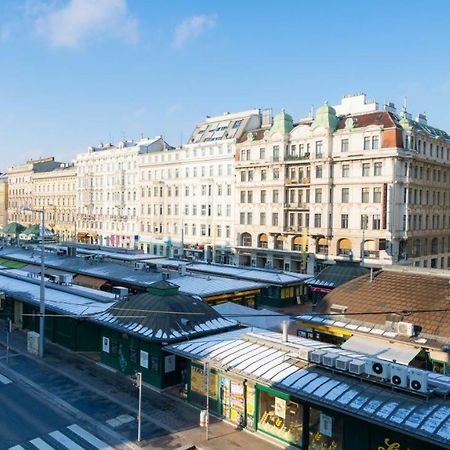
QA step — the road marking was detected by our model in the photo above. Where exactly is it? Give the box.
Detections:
[106,414,134,428]
[49,431,84,450]
[9,446,25,450]
[68,424,114,450]
[30,438,55,450]
[0,373,12,384]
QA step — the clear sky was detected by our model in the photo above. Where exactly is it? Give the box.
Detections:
[1,0,450,168]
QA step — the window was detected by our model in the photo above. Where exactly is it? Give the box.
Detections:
[273,168,280,179]
[261,169,267,181]
[240,212,245,224]
[342,164,349,177]
[260,190,266,203]
[315,141,323,158]
[361,187,369,203]
[314,213,322,227]
[364,136,371,150]
[373,214,381,230]
[272,213,278,226]
[240,171,246,182]
[372,135,379,149]
[240,191,246,203]
[374,162,382,176]
[341,188,349,203]
[341,214,349,229]
[248,170,254,181]
[247,212,253,225]
[260,212,266,225]
[260,148,265,159]
[361,214,368,229]
[341,138,349,153]
[273,145,280,162]
[247,191,253,203]
[273,190,279,203]
[315,165,323,178]
[309,407,343,450]
[315,188,322,203]
[373,187,382,203]
[362,163,370,176]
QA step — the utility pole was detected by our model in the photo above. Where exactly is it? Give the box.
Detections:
[134,372,142,442]
[204,360,209,440]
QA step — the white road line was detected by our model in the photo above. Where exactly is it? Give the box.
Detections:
[0,373,12,384]
[68,424,114,450]
[30,438,55,450]
[9,446,25,450]
[48,431,84,450]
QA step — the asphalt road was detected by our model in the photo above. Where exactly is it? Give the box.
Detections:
[0,344,166,450]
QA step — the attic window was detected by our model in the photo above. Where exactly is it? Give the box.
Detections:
[330,304,347,316]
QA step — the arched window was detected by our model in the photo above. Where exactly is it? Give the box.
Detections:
[274,234,283,250]
[337,238,352,256]
[258,233,268,248]
[241,232,252,247]
[292,236,302,251]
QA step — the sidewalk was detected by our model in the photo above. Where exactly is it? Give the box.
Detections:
[0,329,286,450]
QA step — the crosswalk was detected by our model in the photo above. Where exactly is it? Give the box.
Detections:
[8,424,115,450]
[0,372,12,384]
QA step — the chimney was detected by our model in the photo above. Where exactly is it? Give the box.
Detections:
[282,320,289,343]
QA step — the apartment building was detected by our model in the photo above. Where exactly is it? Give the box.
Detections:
[138,109,265,262]
[236,94,450,271]
[32,163,76,240]
[75,137,168,247]
[7,157,62,226]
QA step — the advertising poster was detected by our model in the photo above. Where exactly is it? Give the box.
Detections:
[319,413,333,437]
[275,397,286,419]
[140,350,149,369]
[102,336,110,353]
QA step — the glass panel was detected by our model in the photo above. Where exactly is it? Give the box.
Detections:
[308,407,343,450]
[258,390,303,445]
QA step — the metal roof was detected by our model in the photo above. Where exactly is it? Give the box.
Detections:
[167,328,450,448]
[0,248,264,297]
[145,258,312,285]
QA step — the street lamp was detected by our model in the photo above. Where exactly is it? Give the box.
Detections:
[22,206,46,358]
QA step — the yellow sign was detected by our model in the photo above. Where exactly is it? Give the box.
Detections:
[377,438,403,450]
[190,366,217,399]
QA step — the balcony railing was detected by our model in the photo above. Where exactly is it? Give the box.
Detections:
[284,153,310,161]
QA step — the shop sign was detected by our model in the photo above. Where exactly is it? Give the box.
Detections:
[140,350,149,369]
[102,336,110,353]
[164,355,176,373]
[319,413,333,437]
[275,397,286,419]
[230,381,244,423]
[191,366,218,399]
[246,385,255,429]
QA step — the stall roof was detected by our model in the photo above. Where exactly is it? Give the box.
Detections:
[167,329,450,448]
[0,248,265,298]
[213,302,290,331]
[73,274,108,290]
[145,258,312,285]
[341,334,421,365]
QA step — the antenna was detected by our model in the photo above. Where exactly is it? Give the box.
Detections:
[403,96,408,113]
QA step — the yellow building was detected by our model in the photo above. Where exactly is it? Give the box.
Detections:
[0,174,8,228]
[32,163,76,241]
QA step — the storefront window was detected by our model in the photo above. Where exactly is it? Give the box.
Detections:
[220,377,245,424]
[309,407,343,450]
[258,390,303,445]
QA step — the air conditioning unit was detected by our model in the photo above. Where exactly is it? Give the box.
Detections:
[396,321,415,337]
[59,274,73,285]
[349,359,366,375]
[335,356,352,371]
[390,364,408,388]
[409,369,428,393]
[322,353,339,368]
[365,358,391,380]
[309,350,327,364]
[134,262,145,270]
[298,347,311,361]
[112,286,129,300]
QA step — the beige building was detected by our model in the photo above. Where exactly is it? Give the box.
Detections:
[0,174,8,228]
[235,94,450,272]
[7,157,62,226]
[138,109,265,262]
[75,137,167,247]
[32,163,76,241]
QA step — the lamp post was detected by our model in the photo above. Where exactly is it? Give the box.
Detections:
[23,206,46,358]
[361,214,368,264]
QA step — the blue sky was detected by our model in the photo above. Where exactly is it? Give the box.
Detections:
[1,0,450,168]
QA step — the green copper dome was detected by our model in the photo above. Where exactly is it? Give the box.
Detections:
[312,101,338,130]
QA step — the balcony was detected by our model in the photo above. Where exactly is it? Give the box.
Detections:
[285,177,310,185]
[284,202,308,209]
[284,153,310,162]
